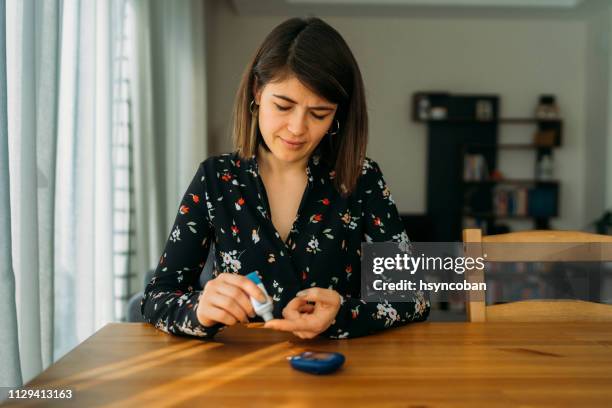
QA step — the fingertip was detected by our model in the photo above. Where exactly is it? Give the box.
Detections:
[247,283,267,303]
[258,287,268,301]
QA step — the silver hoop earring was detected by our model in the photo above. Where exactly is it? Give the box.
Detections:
[327,119,340,136]
[249,100,258,115]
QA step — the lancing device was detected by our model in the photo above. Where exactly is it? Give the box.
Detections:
[246,271,274,322]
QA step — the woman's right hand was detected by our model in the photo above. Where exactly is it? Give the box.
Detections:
[196,273,267,327]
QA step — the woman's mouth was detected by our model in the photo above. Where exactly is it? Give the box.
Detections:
[280,137,305,149]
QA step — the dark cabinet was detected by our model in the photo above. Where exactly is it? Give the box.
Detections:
[413,92,561,241]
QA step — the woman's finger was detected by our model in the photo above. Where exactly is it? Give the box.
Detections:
[219,273,267,303]
[209,292,249,323]
[264,318,304,332]
[216,282,256,318]
[296,288,337,304]
[293,331,318,339]
[297,304,315,314]
[264,319,303,332]
[282,297,308,320]
[202,305,238,326]
[264,315,321,332]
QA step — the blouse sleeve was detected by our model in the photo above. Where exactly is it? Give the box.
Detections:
[141,162,222,339]
[323,159,430,339]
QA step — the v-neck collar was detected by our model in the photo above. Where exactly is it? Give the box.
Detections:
[245,149,328,249]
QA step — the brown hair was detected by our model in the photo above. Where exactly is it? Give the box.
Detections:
[232,17,368,197]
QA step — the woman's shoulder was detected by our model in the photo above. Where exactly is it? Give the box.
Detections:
[199,151,245,174]
[355,156,396,205]
[360,156,381,176]
[357,156,386,187]
[354,156,393,195]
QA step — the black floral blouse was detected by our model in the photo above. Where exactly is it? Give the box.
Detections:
[141,150,430,339]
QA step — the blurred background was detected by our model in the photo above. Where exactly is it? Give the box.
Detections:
[2,0,611,390]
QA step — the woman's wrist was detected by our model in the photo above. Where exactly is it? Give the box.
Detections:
[324,290,343,331]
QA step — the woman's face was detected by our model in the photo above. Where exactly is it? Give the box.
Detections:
[254,75,338,165]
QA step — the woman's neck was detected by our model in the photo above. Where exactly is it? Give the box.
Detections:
[257,145,308,179]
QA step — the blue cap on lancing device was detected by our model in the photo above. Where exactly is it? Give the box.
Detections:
[246,271,262,285]
[246,271,274,322]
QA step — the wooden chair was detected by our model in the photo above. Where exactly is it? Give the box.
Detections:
[462,229,612,322]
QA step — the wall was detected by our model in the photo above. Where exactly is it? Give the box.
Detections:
[585,1,611,227]
[205,0,608,230]
[606,4,612,211]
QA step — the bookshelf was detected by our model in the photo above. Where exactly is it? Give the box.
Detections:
[413,91,562,240]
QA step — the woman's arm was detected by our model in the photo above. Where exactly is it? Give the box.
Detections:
[323,159,430,339]
[140,162,221,338]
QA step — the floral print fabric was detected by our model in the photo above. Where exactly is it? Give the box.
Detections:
[141,151,430,339]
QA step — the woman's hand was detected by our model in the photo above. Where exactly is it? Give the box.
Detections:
[197,273,267,327]
[264,288,342,339]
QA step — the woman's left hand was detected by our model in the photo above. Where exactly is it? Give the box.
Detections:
[264,288,342,339]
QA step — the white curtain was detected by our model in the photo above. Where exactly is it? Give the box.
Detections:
[4,0,61,390]
[129,0,207,288]
[1,0,128,391]
[0,0,22,393]
[53,0,117,360]
[1,0,207,395]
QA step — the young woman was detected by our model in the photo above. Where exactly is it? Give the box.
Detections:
[141,17,429,340]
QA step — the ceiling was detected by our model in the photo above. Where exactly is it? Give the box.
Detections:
[230,0,603,18]
[286,0,583,6]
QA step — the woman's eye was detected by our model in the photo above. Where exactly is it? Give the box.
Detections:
[311,113,327,120]
[274,103,327,120]
[274,104,291,111]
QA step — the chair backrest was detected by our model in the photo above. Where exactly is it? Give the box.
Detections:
[462,229,612,322]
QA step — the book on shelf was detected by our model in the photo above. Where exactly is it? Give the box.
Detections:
[493,186,529,216]
[463,154,488,181]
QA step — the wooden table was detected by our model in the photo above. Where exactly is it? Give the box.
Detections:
[4,322,612,407]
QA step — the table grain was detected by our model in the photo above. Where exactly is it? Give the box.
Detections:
[3,322,612,407]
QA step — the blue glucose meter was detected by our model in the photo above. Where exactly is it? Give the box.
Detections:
[288,351,345,375]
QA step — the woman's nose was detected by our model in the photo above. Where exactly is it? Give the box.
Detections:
[287,110,307,136]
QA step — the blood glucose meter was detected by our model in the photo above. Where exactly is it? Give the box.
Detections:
[288,351,345,375]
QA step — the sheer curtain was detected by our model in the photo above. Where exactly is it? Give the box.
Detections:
[0,0,22,393]
[1,0,207,394]
[3,0,61,390]
[1,0,129,392]
[129,0,207,289]
[53,0,118,360]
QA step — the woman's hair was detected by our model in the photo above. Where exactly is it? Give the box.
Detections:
[232,17,368,197]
